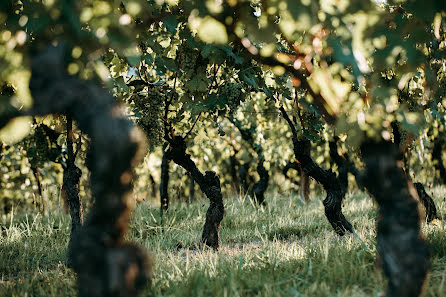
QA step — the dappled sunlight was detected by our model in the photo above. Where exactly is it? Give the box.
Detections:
[2,188,446,296]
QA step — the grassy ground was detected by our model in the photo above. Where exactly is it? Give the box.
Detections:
[1,188,446,297]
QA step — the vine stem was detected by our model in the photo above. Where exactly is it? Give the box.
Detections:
[184,64,221,139]
[294,88,306,131]
[163,72,178,140]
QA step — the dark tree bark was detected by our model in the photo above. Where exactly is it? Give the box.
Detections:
[432,137,446,184]
[329,137,365,192]
[228,145,241,192]
[392,122,438,224]
[300,139,311,203]
[29,45,151,297]
[361,141,429,297]
[0,142,3,161]
[229,117,269,204]
[166,136,224,249]
[63,114,84,266]
[149,174,158,200]
[160,142,170,214]
[238,162,252,194]
[329,139,349,196]
[280,106,353,235]
[251,159,269,205]
[414,182,438,223]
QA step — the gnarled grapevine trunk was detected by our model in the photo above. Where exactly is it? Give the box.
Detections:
[29,45,151,297]
[229,117,269,204]
[300,139,311,203]
[63,114,84,266]
[414,182,438,223]
[251,160,269,205]
[149,174,158,201]
[238,162,252,194]
[229,153,240,192]
[392,122,438,224]
[329,137,364,192]
[160,142,170,214]
[361,141,429,297]
[167,136,224,249]
[227,142,241,193]
[280,107,353,235]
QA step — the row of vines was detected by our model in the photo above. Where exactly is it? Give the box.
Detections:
[1,0,446,296]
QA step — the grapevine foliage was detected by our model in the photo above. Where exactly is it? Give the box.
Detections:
[130,86,165,146]
[219,82,246,114]
[23,124,63,168]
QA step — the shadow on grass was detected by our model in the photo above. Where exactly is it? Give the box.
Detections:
[147,245,380,297]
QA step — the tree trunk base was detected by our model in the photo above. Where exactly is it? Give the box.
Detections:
[63,162,83,267]
[362,141,429,297]
[29,45,151,297]
[167,136,224,250]
[414,182,438,223]
[323,190,353,236]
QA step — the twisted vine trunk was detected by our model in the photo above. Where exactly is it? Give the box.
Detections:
[251,160,269,205]
[229,117,269,204]
[64,114,83,266]
[238,162,252,194]
[328,140,348,196]
[167,136,224,249]
[361,141,429,297]
[160,142,170,214]
[280,107,353,235]
[29,45,151,297]
[329,138,365,192]
[300,139,311,203]
[392,122,438,223]
[30,166,43,209]
[149,174,158,200]
[414,182,438,223]
[229,154,240,192]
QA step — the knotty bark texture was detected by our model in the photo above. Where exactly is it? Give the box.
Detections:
[251,160,269,205]
[29,45,151,297]
[63,114,84,266]
[329,137,364,193]
[229,117,269,205]
[361,141,429,297]
[166,136,224,249]
[160,142,170,214]
[280,107,353,235]
[300,139,311,203]
[149,174,158,200]
[238,162,252,194]
[392,122,438,223]
[229,151,240,192]
[414,182,438,223]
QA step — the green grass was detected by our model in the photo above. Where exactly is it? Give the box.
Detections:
[1,188,446,296]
